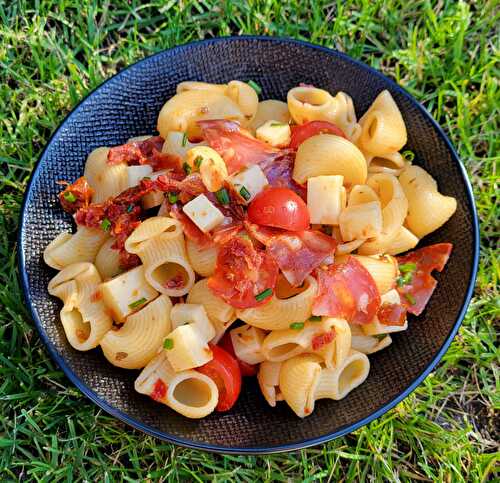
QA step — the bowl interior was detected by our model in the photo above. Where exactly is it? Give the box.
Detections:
[19,37,477,453]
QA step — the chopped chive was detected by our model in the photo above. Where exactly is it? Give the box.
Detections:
[270,122,285,127]
[163,338,174,350]
[215,187,230,205]
[399,262,417,274]
[405,293,416,305]
[194,156,203,169]
[402,150,415,161]
[63,191,76,203]
[374,334,387,341]
[309,315,322,322]
[247,80,262,95]
[289,322,305,330]
[100,218,111,231]
[396,272,413,287]
[239,185,251,201]
[181,132,188,147]
[255,288,272,302]
[168,192,179,203]
[128,297,147,310]
[183,162,192,175]
[126,204,134,213]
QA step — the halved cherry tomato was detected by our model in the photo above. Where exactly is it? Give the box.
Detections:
[248,187,310,231]
[289,121,346,150]
[197,344,242,412]
[219,332,258,377]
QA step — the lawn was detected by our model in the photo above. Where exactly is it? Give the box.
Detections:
[1,0,498,481]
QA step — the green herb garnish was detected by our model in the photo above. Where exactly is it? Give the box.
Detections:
[126,204,134,213]
[289,322,305,330]
[405,293,416,305]
[163,338,174,350]
[215,187,230,205]
[397,272,413,287]
[247,80,262,95]
[63,191,76,203]
[270,122,285,127]
[181,132,188,147]
[239,185,251,201]
[255,288,272,302]
[128,297,147,310]
[168,192,179,204]
[402,150,415,162]
[194,156,203,169]
[399,262,417,274]
[309,315,322,322]
[100,218,111,232]
[183,162,192,175]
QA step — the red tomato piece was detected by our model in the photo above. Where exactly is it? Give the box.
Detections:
[248,187,310,231]
[151,378,167,402]
[218,332,257,377]
[198,119,281,174]
[197,344,242,411]
[207,237,279,309]
[396,243,453,315]
[289,121,346,150]
[311,329,336,350]
[267,230,337,286]
[377,303,407,326]
[313,256,381,324]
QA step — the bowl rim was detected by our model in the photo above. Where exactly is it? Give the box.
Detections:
[17,35,480,454]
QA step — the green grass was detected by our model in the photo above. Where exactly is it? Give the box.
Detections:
[1,0,499,481]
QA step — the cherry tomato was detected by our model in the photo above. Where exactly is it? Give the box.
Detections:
[289,121,346,149]
[219,332,258,377]
[197,344,242,411]
[248,187,310,231]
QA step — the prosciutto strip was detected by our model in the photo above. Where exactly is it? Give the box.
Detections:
[108,135,182,172]
[266,230,337,287]
[312,256,380,324]
[396,243,453,315]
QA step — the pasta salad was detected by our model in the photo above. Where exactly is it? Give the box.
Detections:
[44,80,457,419]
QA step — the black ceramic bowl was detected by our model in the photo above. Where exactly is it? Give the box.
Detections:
[18,36,479,454]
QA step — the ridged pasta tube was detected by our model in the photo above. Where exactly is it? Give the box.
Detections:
[357,90,407,156]
[84,147,128,203]
[100,295,172,369]
[134,351,219,418]
[293,134,367,186]
[399,165,457,238]
[237,276,318,331]
[48,262,112,351]
[44,226,108,270]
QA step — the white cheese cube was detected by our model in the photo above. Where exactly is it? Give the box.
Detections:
[100,265,158,323]
[170,303,215,342]
[229,165,269,202]
[165,324,213,371]
[182,194,224,233]
[126,165,153,188]
[307,175,346,225]
[339,201,383,241]
[256,120,291,147]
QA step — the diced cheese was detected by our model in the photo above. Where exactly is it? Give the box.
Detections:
[256,120,291,147]
[99,265,158,323]
[182,194,224,233]
[126,165,153,188]
[339,201,382,241]
[170,303,215,341]
[165,324,213,371]
[307,175,346,225]
[229,165,268,202]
